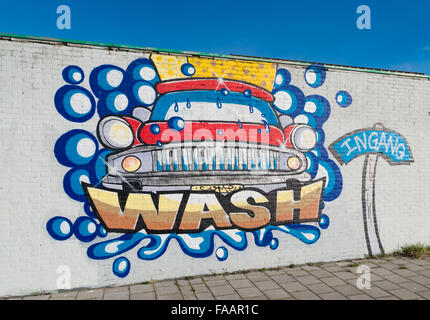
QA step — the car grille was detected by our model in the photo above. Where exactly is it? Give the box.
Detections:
[153,145,280,172]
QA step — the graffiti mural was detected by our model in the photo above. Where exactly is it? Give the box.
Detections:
[48,54,346,277]
[329,123,414,256]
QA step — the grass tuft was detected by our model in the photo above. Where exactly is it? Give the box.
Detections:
[393,243,430,258]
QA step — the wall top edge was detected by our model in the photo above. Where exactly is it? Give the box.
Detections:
[1,32,429,80]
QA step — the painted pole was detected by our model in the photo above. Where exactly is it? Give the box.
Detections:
[329,123,414,257]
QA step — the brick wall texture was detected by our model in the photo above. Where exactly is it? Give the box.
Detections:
[0,37,429,296]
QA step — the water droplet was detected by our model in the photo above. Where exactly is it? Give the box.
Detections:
[258,128,262,134]
[261,113,266,118]
[174,100,179,112]
[249,104,254,113]
[221,88,229,95]
[238,119,243,129]
[156,140,162,147]
[186,99,191,109]
[244,89,251,97]
[216,98,222,109]
[262,120,270,133]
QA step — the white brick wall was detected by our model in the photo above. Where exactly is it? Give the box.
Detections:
[0,37,429,297]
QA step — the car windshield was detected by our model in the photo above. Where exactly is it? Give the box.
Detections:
[150,90,279,126]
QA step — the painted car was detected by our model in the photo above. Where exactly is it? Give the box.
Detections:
[96,78,317,193]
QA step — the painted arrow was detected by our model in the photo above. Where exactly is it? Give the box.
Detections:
[329,123,414,256]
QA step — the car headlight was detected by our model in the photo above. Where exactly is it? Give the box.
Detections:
[291,124,317,152]
[122,156,141,173]
[98,116,134,149]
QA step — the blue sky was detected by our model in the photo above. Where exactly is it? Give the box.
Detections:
[0,0,429,74]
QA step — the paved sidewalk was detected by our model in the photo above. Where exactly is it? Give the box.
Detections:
[5,256,430,300]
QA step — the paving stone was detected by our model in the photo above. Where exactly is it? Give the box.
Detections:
[229,279,254,289]
[382,274,410,283]
[390,288,420,300]
[263,288,291,300]
[310,269,333,278]
[319,292,347,300]
[373,280,401,291]
[302,265,322,271]
[237,286,264,299]
[202,275,226,282]
[130,292,156,300]
[320,276,347,287]
[246,295,268,300]
[334,284,362,297]
[280,281,307,293]
[378,296,400,300]
[105,286,129,293]
[393,269,419,277]
[76,289,103,300]
[215,294,242,300]
[270,274,295,284]
[362,286,390,298]
[191,284,210,293]
[410,275,430,285]
[333,271,357,280]
[225,273,247,281]
[23,295,50,300]
[398,281,428,293]
[50,291,78,300]
[189,277,204,284]
[265,269,285,276]
[417,290,430,299]
[348,294,373,300]
[155,280,177,287]
[209,285,236,297]
[155,285,181,295]
[205,279,229,287]
[336,261,351,267]
[391,258,408,265]
[176,280,189,286]
[103,292,129,300]
[290,290,321,300]
[307,283,334,295]
[402,264,427,271]
[283,268,309,277]
[417,270,430,277]
[253,280,281,291]
[246,272,272,282]
[130,284,154,294]
[196,292,215,300]
[295,275,321,285]
[157,293,184,300]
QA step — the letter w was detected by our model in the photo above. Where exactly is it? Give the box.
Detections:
[86,187,182,232]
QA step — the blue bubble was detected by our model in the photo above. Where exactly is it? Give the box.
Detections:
[54,130,98,167]
[220,88,229,95]
[319,214,330,229]
[127,58,160,84]
[168,116,185,131]
[156,140,162,147]
[105,91,129,113]
[274,68,291,88]
[62,66,84,84]
[244,89,252,97]
[215,246,228,261]
[304,64,326,88]
[54,85,96,122]
[89,66,125,93]
[91,149,113,183]
[73,216,98,242]
[132,81,157,106]
[112,257,131,278]
[150,123,160,134]
[63,168,92,202]
[272,85,305,116]
[269,238,279,250]
[181,63,196,76]
[336,91,352,108]
[46,216,73,241]
[97,224,108,237]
